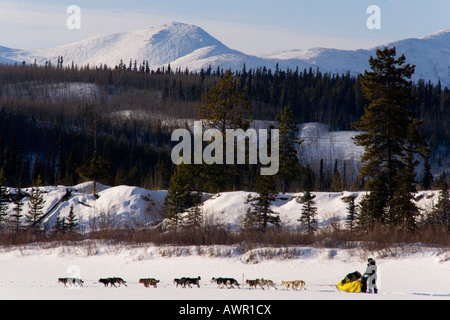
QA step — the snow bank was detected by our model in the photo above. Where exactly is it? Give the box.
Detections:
[4,181,440,232]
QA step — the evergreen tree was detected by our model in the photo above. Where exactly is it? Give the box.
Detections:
[317,159,325,192]
[196,69,252,134]
[195,69,253,192]
[26,175,46,228]
[114,167,128,186]
[244,175,279,231]
[183,201,203,230]
[298,191,318,234]
[0,168,8,228]
[65,204,79,234]
[11,189,23,233]
[428,172,450,231]
[76,156,111,195]
[421,148,434,190]
[151,154,173,190]
[53,216,66,233]
[4,136,19,187]
[276,106,303,192]
[302,164,315,192]
[55,135,66,185]
[330,159,343,192]
[352,47,425,229]
[164,164,198,230]
[342,195,358,233]
[388,120,426,229]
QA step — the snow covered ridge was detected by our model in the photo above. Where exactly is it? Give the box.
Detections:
[3,181,440,232]
[0,22,449,86]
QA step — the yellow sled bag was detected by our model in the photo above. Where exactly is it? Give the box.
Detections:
[337,279,362,293]
[336,271,362,293]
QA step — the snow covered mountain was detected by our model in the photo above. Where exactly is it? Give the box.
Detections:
[0,22,449,86]
[0,22,292,72]
[264,28,450,87]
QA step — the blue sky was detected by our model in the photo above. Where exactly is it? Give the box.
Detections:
[1,0,449,54]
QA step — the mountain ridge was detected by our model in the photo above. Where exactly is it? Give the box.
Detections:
[1,22,449,86]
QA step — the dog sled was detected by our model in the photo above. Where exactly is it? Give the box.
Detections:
[336,271,367,293]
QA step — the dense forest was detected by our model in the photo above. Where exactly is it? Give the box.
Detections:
[0,60,448,192]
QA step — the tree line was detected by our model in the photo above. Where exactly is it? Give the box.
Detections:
[0,51,449,236]
[1,58,449,142]
[163,50,449,234]
[0,59,448,192]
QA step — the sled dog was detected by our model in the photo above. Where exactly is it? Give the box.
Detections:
[281,280,306,291]
[58,277,84,287]
[211,277,240,289]
[139,278,160,288]
[183,276,201,288]
[246,279,265,290]
[98,277,127,287]
[257,278,277,290]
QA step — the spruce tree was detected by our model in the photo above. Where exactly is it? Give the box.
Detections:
[429,172,449,231]
[342,195,358,233]
[11,189,23,233]
[164,164,199,230]
[196,69,252,135]
[53,216,66,234]
[0,168,8,227]
[65,204,79,234]
[0,134,4,170]
[195,69,253,192]
[244,175,279,231]
[298,191,318,234]
[276,106,303,192]
[183,201,203,230]
[76,156,111,195]
[26,175,46,228]
[421,148,434,190]
[317,159,325,192]
[388,120,426,229]
[352,47,425,229]
[331,159,343,192]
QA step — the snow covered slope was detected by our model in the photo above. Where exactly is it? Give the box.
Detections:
[1,22,232,69]
[1,183,447,300]
[264,28,450,86]
[0,22,448,86]
[4,181,439,232]
[0,22,293,72]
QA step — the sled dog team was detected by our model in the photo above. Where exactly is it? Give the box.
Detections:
[57,275,306,290]
[58,259,377,293]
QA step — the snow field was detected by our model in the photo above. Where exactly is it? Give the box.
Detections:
[0,242,448,300]
[1,180,447,300]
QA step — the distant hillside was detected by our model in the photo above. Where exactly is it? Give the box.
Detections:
[1,22,449,86]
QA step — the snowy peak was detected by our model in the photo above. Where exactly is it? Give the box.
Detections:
[420,28,450,40]
[133,22,230,64]
[267,29,450,86]
[0,23,449,86]
[2,21,235,69]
